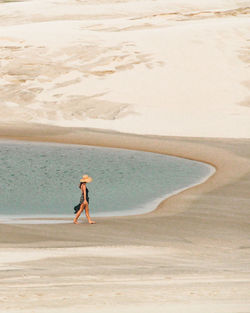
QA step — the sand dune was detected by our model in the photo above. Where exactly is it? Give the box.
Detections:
[0,1,250,312]
[0,0,249,137]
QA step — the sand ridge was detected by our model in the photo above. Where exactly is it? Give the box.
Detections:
[0,0,250,137]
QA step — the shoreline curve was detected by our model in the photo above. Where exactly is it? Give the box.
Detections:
[0,122,249,221]
[0,136,216,222]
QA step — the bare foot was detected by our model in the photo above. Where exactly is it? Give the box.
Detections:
[89,220,96,224]
[73,220,79,224]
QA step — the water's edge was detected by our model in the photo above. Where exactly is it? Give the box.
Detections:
[0,138,216,224]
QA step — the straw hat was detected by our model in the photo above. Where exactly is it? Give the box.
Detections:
[80,174,92,183]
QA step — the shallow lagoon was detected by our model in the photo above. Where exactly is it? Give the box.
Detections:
[0,140,215,221]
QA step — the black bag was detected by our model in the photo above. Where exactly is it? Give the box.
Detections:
[74,203,81,214]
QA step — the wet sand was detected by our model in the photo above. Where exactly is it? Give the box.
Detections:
[0,123,249,313]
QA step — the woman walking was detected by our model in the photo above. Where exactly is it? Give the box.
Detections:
[73,174,96,224]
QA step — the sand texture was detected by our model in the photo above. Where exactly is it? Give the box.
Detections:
[0,0,250,311]
[0,125,249,312]
[0,0,250,137]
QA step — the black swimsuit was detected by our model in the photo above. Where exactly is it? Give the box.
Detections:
[80,187,89,204]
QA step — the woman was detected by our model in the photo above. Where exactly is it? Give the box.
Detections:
[73,174,96,224]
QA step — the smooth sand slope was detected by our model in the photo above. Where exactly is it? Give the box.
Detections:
[0,0,250,137]
[0,126,250,313]
[0,0,250,312]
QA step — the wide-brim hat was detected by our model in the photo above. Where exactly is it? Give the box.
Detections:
[80,174,92,183]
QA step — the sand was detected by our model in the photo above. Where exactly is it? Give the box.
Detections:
[0,0,250,311]
[0,0,250,137]
[0,125,250,313]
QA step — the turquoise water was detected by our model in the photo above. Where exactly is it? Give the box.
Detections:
[0,140,214,220]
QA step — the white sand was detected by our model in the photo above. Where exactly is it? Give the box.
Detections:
[0,0,249,137]
[0,1,250,312]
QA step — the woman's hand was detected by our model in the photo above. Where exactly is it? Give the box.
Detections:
[83,200,88,205]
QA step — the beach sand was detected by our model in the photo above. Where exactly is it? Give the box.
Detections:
[0,0,250,311]
[0,0,249,137]
[0,124,250,313]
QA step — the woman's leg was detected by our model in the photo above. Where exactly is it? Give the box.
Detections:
[84,203,96,224]
[73,203,84,224]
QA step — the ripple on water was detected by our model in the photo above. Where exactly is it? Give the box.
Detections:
[0,140,215,220]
